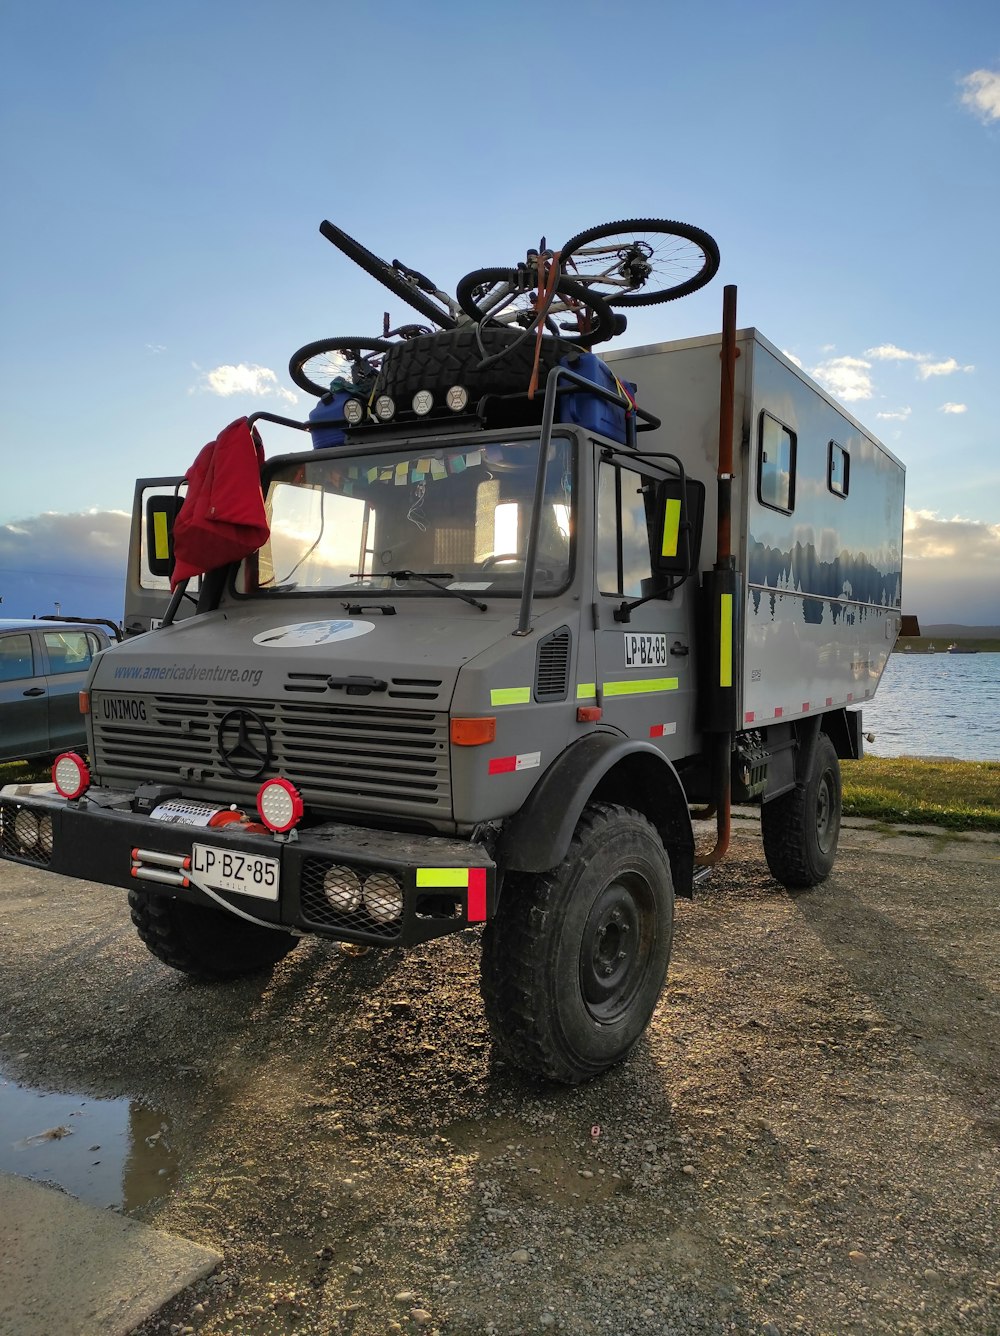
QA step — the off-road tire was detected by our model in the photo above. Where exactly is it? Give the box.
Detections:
[128,887,298,980]
[374,325,580,406]
[480,802,674,1084]
[761,732,842,888]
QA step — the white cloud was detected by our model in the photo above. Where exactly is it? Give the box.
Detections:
[959,69,1000,123]
[782,349,803,368]
[939,402,968,414]
[196,363,297,405]
[810,355,873,402]
[145,343,166,354]
[902,509,1000,622]
[865,343,926,362]
[917,358,975,379]
[876,406,912,421]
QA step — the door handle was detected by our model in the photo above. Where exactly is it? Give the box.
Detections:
[23,686,46,696]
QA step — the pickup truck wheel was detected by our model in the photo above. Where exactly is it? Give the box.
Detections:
[480,803,674,1084]
[128,887,297,980]
[761,732,842,888]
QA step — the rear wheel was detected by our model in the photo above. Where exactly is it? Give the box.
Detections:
[480,803,674,1084]
[559,218,720,306]
[761,732,842,888]
[128,887,298,980]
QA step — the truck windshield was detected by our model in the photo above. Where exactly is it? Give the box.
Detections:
[237,437,574,597]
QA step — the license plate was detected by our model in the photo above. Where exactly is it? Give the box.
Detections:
[623,632,668,668]
[191,843,280,901]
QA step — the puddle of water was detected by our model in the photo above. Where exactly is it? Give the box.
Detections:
[0,1066,177,1210]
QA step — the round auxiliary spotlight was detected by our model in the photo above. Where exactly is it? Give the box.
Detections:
[323,866,362,914]
[374,394,395,421]
[446,385,468,412]
[256,777,303,833]
[343,397,365,426]
[14,808,40,851]
[363,871,404,925]
[52,752,90,800]
[412,389,433,416]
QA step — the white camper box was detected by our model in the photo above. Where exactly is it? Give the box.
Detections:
[605,328,906,735]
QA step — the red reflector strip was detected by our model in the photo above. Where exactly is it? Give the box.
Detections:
[745,711,755,723]
[847,693,854,702]
[488,751,541,775]
[467,868,487,922]
[802,702,810,712]
[774,707,783,718]
[826,697,833,706]
[649,723,677,738]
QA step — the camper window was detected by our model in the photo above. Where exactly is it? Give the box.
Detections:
[758,413,796,513]
[828,441,850,497]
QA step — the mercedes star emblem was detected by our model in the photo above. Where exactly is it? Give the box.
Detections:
[217,708,273,779]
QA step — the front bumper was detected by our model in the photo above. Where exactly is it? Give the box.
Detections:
[0,785,496,947]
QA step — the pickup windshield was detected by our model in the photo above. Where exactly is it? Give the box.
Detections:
[237,437,574,597]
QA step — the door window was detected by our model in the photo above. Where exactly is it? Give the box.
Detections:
[0,634,34,683]
[42,630,95,676]
[597,462,660,598]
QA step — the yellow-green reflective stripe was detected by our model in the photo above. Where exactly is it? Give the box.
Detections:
[576,682,596,699]
[661,498,682,558]
[417,868,468,887]
[603,677,678,697]
[490,686,530,706]
[720,593,733,688]
[153,509,170,560]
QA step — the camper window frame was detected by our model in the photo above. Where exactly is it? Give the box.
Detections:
[756,411,797,515]
[828,440,850,498]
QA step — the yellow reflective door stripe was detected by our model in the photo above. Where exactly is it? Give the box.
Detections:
[576,683,596,699]
[661,498,682,558]
[490,686,531,706]
[603,677,678,697]
[417,868,470,887]
[720,593,733,687]
[152,509,170,561]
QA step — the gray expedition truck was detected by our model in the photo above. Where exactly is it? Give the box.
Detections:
[0,296,905,1084]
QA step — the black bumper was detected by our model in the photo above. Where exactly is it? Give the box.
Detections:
[0,786,496,947]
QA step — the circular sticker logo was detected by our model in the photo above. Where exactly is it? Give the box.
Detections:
[252,619,374,648]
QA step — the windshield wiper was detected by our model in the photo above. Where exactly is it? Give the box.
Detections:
[387,570,488,612]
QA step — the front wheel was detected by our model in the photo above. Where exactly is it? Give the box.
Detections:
[559,218,721,306]
[760,732,842,888]
[288,337,393,398]
[128,888,298,980]
[480,803,674,1084]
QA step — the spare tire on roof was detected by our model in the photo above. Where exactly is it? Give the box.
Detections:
[373,326,581,407]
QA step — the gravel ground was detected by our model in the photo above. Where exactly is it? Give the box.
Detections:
[1,823,998,1336]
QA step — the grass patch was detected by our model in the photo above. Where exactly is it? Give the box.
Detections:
[0,759,53,786]
[842,756,1000,832]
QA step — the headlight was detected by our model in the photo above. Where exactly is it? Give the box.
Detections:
[14,809,40,851]
[323,866,362,914]
[256,778,303,833]
[52,752,90,800]
[363,871,403,924]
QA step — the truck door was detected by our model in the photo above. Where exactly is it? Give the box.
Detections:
[592,451,698,757]
[123,477,194,637]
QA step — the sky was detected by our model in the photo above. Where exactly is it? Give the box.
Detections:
[1,0,998,626]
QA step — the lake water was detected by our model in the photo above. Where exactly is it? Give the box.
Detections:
[861,652,1000,761]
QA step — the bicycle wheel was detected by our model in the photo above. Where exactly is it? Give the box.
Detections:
[455,267,616,347]
[318,220,457,330]
[288,337,393,398]
[559,218,720,306]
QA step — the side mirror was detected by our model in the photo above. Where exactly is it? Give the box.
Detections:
[652,477,705,581]
[145,494,184,579]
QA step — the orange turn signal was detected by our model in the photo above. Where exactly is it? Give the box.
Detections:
[450,717,497,746]
[78,691,90,715]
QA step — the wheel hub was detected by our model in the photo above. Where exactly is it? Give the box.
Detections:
[579,877,653,1023]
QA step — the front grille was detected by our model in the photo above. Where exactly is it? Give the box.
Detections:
[299,858,401,939]
[0,800,53,866]
[91,693,450,819]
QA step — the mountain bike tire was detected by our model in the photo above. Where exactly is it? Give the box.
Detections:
[559,218,720,306]
[319,221,457,330]
[288,337,393,398]
[455,268,616,347]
